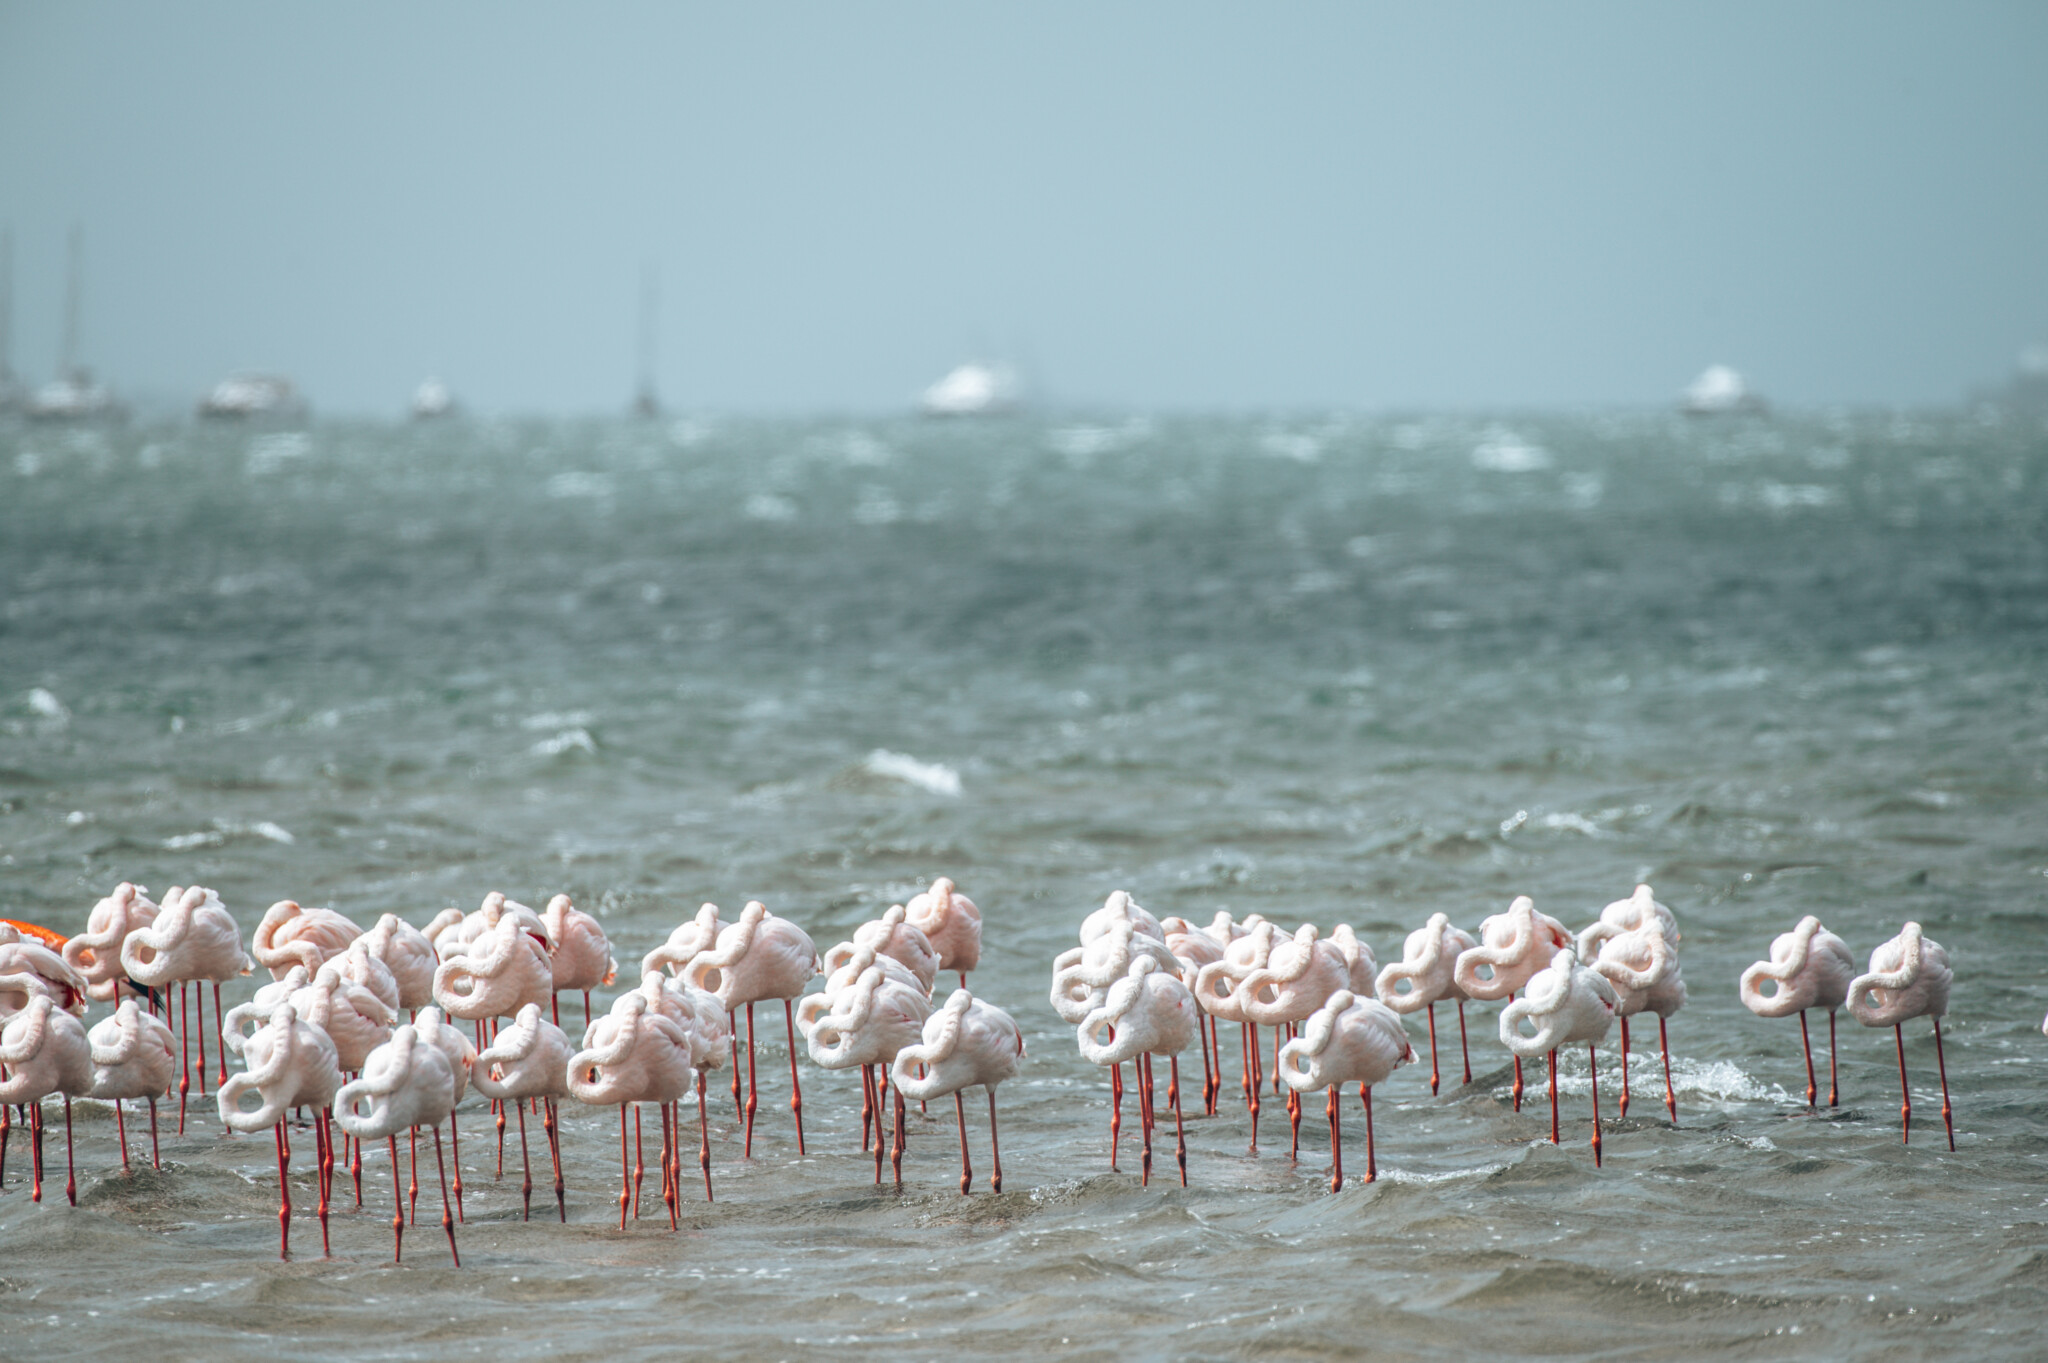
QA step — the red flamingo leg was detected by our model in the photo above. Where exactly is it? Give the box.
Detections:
[433,1123,459,1266]
[866,1067,884,1184]
[955,1091,972,1195]
[316,1108,332,1257]
[633,1104,645,1219]
[148,1097,160,1169]
[517,1098,533,1220]
[275,1121,292,1260]
[1828,1010,1840,1107]
[1170,1055,1187,1188]
[547,1098,566,1221]
[1272,1027,1283,1097]
[177,982,190,1134]
[1618,1017,1631,1120]
[989,1088,1006,1194]
[1326,1084,1342,1193]
[1196,1010,1214,1117]
[743,1003,759,1159]
[1659,1016,1677,1127]
[1457,999,1472,1085]
[1246,1023,1261,1152]
[63,1094,76,1206]
[1934,1019,1955,1152]
[116,1098,130,1173]
[860,1060,875,1152]
[660,1100,678,1229]
[891,1085,906,1184]
[1139,1055,1154,1188]
[552,991,561,1029]
[1110,1060,1123,1170]
[1426,1003,1440,1096]
[31,1101,43,1202]
[584,990,592,1035]
[617,1104,631,1229]
[409,1126,420,1224]
[729,1024,744,1124]
[1799,1010,1818,1108]
[1547,1049,1560,1144]
[350,1104,364,1208]
[1,1096,11,1188]
[1362,1084,1377,1184]
[1239,1021,1253,1121]
[1895,1023,1912,1145]
[448,1109,464,1222]
[697,1073,713,1202]
[1510,992,1524,1112]
[784,998,805,1155]
[495,1095,506,1179]
[1207,1014,1222,1113]
[389,1134,405,1263]
[1589,1044,1603,1168]
[192,983,207,1098]
[213,982,227,1103]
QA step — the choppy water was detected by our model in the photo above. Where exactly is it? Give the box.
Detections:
[2,407,2046,1360]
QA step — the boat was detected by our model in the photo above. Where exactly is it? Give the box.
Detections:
[25,225,122,423]
[1680,364,1765,416]
[631,262,660,419]
[198,374,308,421]
[920,361,1019,417]
[411,376,456,420]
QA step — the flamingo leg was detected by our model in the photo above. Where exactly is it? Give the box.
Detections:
[1659,1016,1677,1126]
[389,1134,405,1263]
[1589,1044,1603,1168]
[865,1067,884,1184]
[149,1097,160,1169]
[192,983,207,1098]
[661,1100,678,1230]
[1197,1009,1214,1117]
[1427,1003,1440,1096]
[743,1002,759,1159]
[1457,999,1472,1085]
[116,1098,129,1173]
[1510,992,1524,1112]
[1547,1049,1560,1145]
[1618,1017,1631,1120]
[1110,1061,1122,1170]
[1327,1085,1342,1193]
[1287,1032,1302,1162]
[177,982,190,1134]
[1799,1010,1818,1108]
[988,1088,1005,1193]
[275,1121,291,1259]
[784,998,805,1155]
[618,1104,631,1229]
[729,1024,744,1124]
[351,1098,364,1208]
[1239,1021,1253,1122]
[1895,1023,1912,1144]
[860,1060,875,1152]
[891,1085,905,1184]
[432,1123,459,1266]
[1246,1023,1261,1152]
[1934,1019,1955,1152]
[495,1094,506,1179]
[213,982,226,1101]
[633,1104,645,1219]
[1272,1027,1284,1096]
[697,1072,713,1202]
[409,1126,419,1224]
[448,1109,464,1222]
[1828,1010,1840,1107]
[552,991,561,1029]
[517,1097,533,1221]
[1362,1084,1377,1183]
[30,1101,43,1202]
[1139,1054,1154,1188]
[1,1097,10,1188]
[316,1108,332,1257]
[1207,1014,1222,1113]
[1170,1055,1187,1188]
[955,1091,972,1195]
[546,1097,566,1221]
[63,1094,76,1206]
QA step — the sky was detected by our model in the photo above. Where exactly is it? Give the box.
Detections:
[1,3,2044,415]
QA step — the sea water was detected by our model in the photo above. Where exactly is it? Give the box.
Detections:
[1,408,2045,1359]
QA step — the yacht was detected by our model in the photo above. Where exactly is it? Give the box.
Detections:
[920,361,1019,416]
[199,373,308,421]
[411,375,456,420]
[25,225,123,422]
[1681,364,1765,416]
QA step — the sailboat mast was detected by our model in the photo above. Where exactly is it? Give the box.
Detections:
[62,224,83,379]
[0,224,13,383]
[634,261,659,417]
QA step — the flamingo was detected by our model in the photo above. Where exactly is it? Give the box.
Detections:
[1054,916,1179,1167]
[62,882,158,1004]
[904,877,982,988]
[217,1000,344,1258]
[641,902,723,980]
[1846,922,1954,1150]
[1277,990,1414,1190]
[87,997,176,1171]
[1375,912,1479,1094]
[329,936,403,1018]
[799,964,932,1182]
[1077,958,1198,1185]
[1452,896,1573,1112]
[891,990,1023,1194]
[352,914,438,1015]
[251,900,363,979]
[541,894,617,1032]
[408,1006,477,1222]
[119,886,252,1130]
[292,963,396,1073]
[798,942,929,1156]
[433,913,555,1024]
[223,967,311,1053]
[1588,920,1687,1124]
[0,932,90,1018]
[335,1024,462,1264]
[568,989,694,1229]
[822,905,939,992]
[1500,946,1620,1164]
[1192,919,1286,1149]
[618,972,729,1212]
[1738,916,1855,1108]
[425,892,549,964]
[679,902,819,1157]
[470,1001,574,1221]
[1235,925,1375,1160]
[0,997,92,1204]
[1078,890,1163,944]
[1159,915,1226,1113]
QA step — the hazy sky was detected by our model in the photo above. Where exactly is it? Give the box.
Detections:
[2,3,2044,414]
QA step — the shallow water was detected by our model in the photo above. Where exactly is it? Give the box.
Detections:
[2,408,2046,1360]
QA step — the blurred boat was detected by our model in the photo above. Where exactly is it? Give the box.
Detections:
[412,376,456,420]
[921,361,1019,417]
[1681,364,1765,416]
[199,374,308,422]
[25,225,123,423]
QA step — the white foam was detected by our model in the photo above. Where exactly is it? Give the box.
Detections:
[26,688,69,721]
[864,749,962,796]
[1471,427,1552,472]
[532,728,598,756]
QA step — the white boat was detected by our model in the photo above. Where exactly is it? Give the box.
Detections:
[199,373,307,421]
[26,371,119,422]
[411,376,455,420]
[921,361,1019,416]
[1681,364,1764,416]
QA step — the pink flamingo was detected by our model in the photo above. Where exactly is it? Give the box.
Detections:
[1160,915,1228,1114]
[800,964,933,1182]
[425,892,548,964]
[680,902,819,1157]
[1452,896,1572,1112]
[0,997,92,1204]
[329,936,402,1018]
[1078,890,1163,944]
[1375,912,1479,1094]
[1236,925,1375,1160]
[1846,922,1954,1150]
[1054,916,1179,1166]
[1192,919,1286,1149]
[251,900,363,979]
[799,942,929,1156]
[891,990,1023,1194]
[1738,916,1854,1108]
[1587,920,1687,1124]
[1078,958,1198,1185]
[352,914,438,1015]
[1501,946,1620,1164]
[408,1006,476,1223]
[569,989,694,1229]
[642,902,724,980]
[1277,990,1414,1189]
[471,1001,574,1220]
[88,997,176,1171]
[433,913,555,1024]
[62,882,158,1004]
[823,905,939,992]
[0,932,89,1019]
[335,1024,462,1264]
[541,893,617,1032]
[120,886,252,1131]
[218,1000,344,1258]
[904,877,982,988]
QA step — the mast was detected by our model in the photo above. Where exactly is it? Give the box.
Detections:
[633,260,660,418]
[0,224,13,385]
[62,223,83,379]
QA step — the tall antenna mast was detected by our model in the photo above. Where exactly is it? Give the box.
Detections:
[0,225,13,383]
[61,223,83,379]
[633,260,660,418]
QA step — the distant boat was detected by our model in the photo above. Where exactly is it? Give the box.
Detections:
[1681,364,1765,416]
[411,376,456,420]
[921,361,1019,416]
[25,224,122,423]
[199,374,307,421]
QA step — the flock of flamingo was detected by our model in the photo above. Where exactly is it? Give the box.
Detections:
[0,874,1969,1264]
